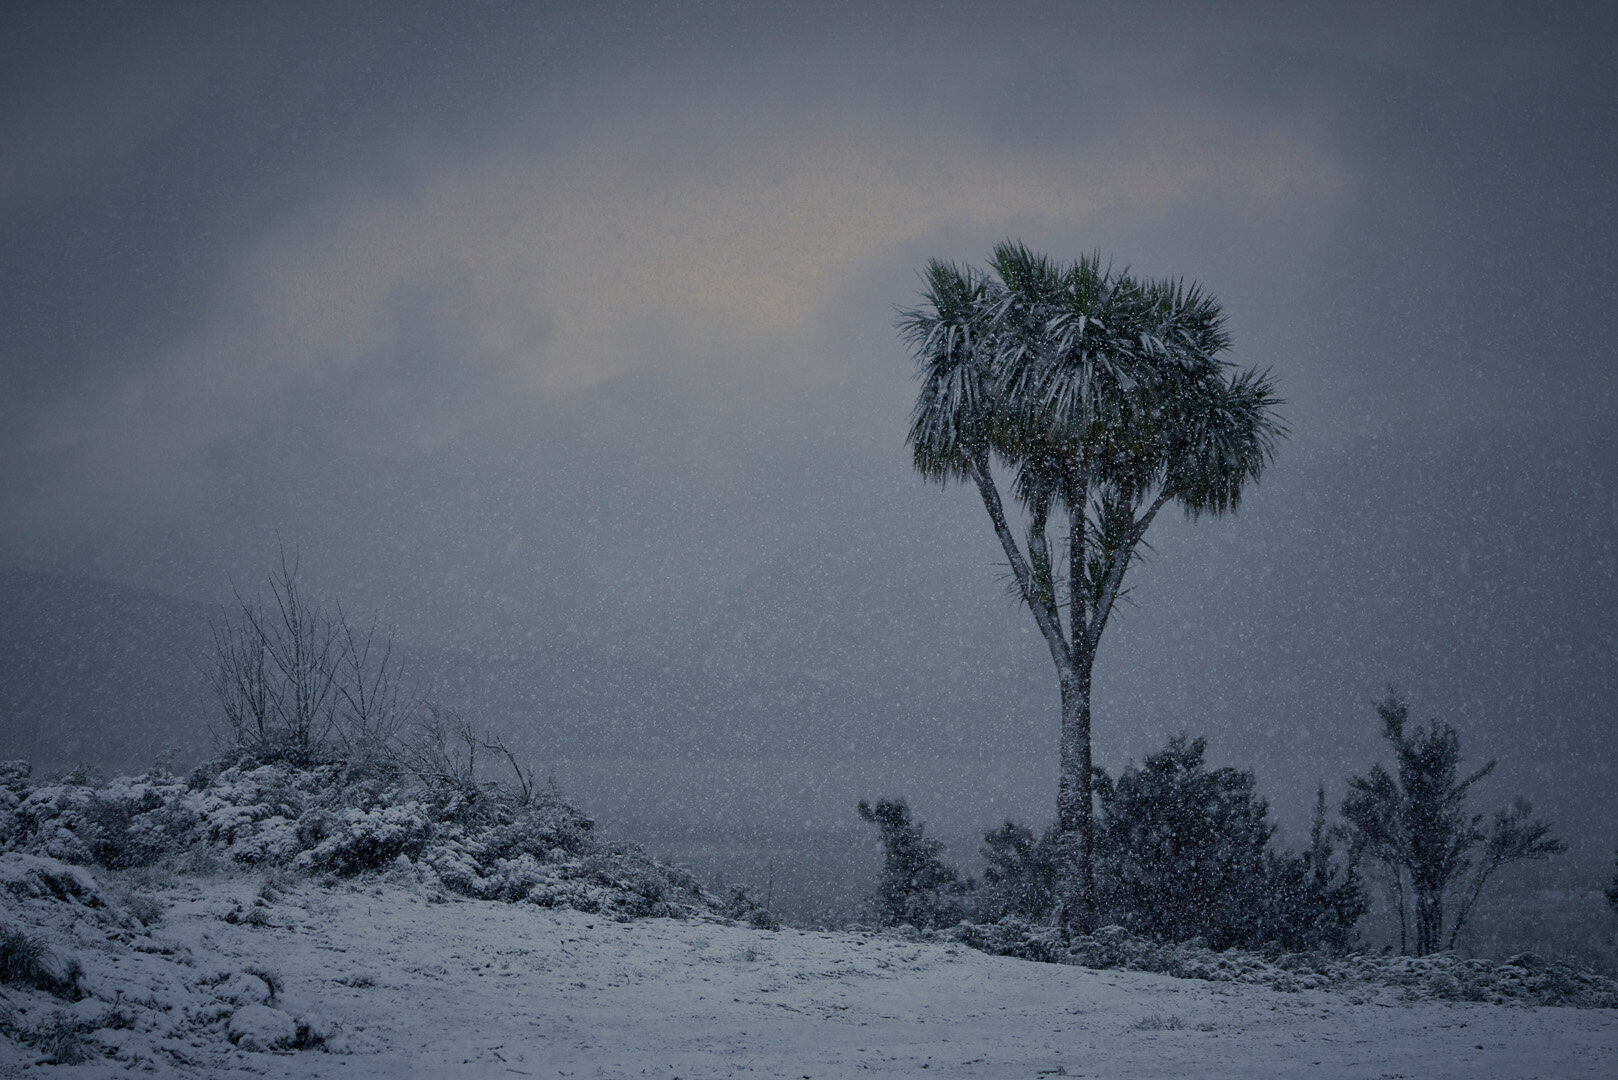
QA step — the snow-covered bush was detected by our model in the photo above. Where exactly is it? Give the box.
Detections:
[417,830,710,919]
[0,852,108,910]
[292,803,434,875]
[945,917,1066,963]
[933,920,1618,1007]
[0,762,29,851]
[475,799,595,861]
[75,778,204,870]
[0,760,716,922]
[718,884,781,930]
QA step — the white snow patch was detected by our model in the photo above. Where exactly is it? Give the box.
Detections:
[0,852,105,906]
[2,868,1614,1077]
[227,1004,297,1052]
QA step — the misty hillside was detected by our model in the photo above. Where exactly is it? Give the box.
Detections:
[6,869,1615,1077]
[2,759,1613,1076]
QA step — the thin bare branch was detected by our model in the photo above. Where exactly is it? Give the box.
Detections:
[967,453,1072,672]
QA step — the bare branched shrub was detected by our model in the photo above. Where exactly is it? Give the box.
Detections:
[402,706,535,822]
[334,614,417,767]
[209,550,416,769]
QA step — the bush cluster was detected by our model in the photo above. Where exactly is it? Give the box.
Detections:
[859,737,1363,952]
[861,695,1571,969]
[0,759,714,921]
[931,921,1618,1008]
[2,557,779,929]
[717,884,783,930]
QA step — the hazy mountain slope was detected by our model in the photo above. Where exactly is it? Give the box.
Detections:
[0,568,217,771]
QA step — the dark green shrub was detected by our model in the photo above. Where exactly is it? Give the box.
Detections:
[1094,736,1272,949]
[1253,787,1364,952]
[857,798,968,929]
[976,820,1057,923]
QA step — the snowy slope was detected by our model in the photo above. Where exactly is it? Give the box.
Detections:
[3,867,1615,1078]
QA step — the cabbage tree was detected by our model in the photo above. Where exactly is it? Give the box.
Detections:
[897,242,1284,933]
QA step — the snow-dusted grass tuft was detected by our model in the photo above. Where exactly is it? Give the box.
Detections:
[117,887,167,926]
[0,925,80,998]
[28,1008,94,1064]
[0,928,51,990]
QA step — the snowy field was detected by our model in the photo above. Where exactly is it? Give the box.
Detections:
[3,865,1615,1079]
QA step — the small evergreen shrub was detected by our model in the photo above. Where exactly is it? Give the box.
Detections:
[719,884,781,930]
[946,917,1066,963]
[856,797,970,929]
[975,821,1058,923]
[1093,736,1275,950]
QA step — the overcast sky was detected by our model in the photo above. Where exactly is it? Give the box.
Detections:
[3,2,1615,883]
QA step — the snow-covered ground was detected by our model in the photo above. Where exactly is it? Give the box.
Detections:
[3,864,1615,1079]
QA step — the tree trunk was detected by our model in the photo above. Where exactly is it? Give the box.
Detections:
[1415,888,1444,956]
[1393,871,1408,955]
[1054,659,1096,935]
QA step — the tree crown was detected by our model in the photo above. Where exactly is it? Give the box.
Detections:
[897,242,1285,522]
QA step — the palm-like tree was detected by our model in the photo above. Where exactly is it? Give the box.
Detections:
[897,242,1285,933]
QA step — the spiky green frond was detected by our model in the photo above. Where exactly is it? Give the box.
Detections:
[1133,275,1231,371]
[897,260,998,483]
[997,255,1140,460]
[1160,366,1286,518]
[985,242,1078,446]
[1077,488,1147,609]
[898,243,1284,523]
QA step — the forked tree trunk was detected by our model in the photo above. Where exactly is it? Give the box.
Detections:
[965,455,1147,939]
